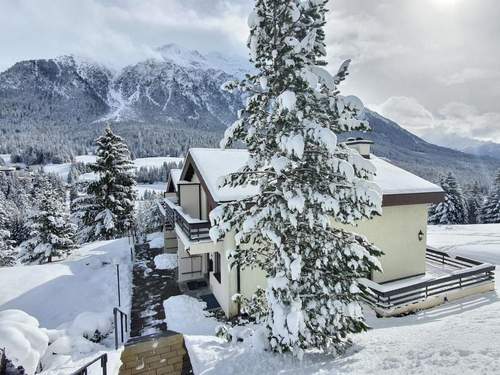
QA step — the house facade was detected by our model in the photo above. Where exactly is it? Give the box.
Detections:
[160,143,493,317]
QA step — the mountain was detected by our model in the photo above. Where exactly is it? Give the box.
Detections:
[0,55,112,125]
[463,142,500,160]
[0,44,246,129]
[156,43,250,78]
[106,58,241,129]
[351,111,500,186]
[0,44,498,186]
[421,132,500,161]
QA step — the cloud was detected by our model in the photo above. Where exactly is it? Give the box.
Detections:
[439,68,500,86]
[0,0,498,142]
[377,96,500,143]
[0,0,250,71]
[325,10,408,65]
[376,97,436,132]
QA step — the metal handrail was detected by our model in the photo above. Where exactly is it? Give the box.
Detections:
[70,353,107,375]
[113,307,128,349]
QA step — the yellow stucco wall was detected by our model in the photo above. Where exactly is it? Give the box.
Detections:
[214,203,430,316]
[335,204,429,283]
[209,234,239,317]
[178,183,200,219]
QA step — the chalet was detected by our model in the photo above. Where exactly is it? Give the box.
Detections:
[160,142,495,317]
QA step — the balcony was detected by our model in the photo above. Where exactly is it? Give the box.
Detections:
[161,197,211,241]
[361,247,495,316]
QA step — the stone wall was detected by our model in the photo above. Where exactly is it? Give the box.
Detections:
[119,332,190,375]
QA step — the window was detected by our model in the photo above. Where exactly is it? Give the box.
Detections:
[213,252,221,283]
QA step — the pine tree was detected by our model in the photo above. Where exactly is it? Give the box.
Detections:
[210,0,383,357]
[84,127,136,240]
[465,181,483,224]
[429,173,468,225]
[0,191,17,266]
[19,190,76,264]
[479,170,500,223]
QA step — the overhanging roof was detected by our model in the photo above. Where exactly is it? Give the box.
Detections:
[179,148,444,207]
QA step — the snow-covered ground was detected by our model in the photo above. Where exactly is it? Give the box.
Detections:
[133,156,183,169]
[148,232,165,249]
[32,155,183,182]
[165,224,500,375]
[136,182,166,198]
[0,238,133,374]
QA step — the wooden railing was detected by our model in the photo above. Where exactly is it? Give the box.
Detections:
[362,248,495,310]
[163,200,211,241]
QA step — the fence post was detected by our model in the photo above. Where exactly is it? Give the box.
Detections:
[120,313,124,343]
[116,264,121,307]
[113,308,118,350]
[101,354,108,375]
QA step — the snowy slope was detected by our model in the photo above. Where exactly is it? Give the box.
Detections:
[0,238,132,374]
[0,238,132,328]
[167,224,500,375]
[42,155,182,181]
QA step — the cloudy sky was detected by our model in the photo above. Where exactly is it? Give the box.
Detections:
[1,0,499,144]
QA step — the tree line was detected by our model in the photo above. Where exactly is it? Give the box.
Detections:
[429,171,500,225]
[0,127,164,266]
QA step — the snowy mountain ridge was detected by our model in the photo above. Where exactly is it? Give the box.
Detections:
[0,43,243,129]
[155,43,250,78]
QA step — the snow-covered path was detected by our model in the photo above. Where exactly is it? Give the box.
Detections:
[172,224,500,375]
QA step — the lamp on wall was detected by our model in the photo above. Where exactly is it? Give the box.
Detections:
[418,230,424,242]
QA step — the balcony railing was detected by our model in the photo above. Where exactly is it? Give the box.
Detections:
[361,247,495,311]
[162,199,211,241]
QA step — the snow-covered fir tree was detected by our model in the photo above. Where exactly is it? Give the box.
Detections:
[465,181,484,224]
[210,0,383,357]
[135,197,163,243]
[479,170,500,223]
[81,127,136,240]
[0,190,17,266]
[429,173,468,225]
[19,189,76,264]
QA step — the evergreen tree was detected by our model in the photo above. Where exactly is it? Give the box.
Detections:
[429,173,468,224]
[465,181,483,224]
[479,170,500,223]
[19,190,76,264]
[0,191,17,266]
[84,127,136,240]
[210,0,383,357]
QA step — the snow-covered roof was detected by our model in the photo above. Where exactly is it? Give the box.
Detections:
[185,148,442,203]
[188,148,259,202]
[370,156,443,195]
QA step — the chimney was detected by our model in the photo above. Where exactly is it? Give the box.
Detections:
[345,137,373,159]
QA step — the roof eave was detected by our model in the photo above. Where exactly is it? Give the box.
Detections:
[382,191,445,207]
